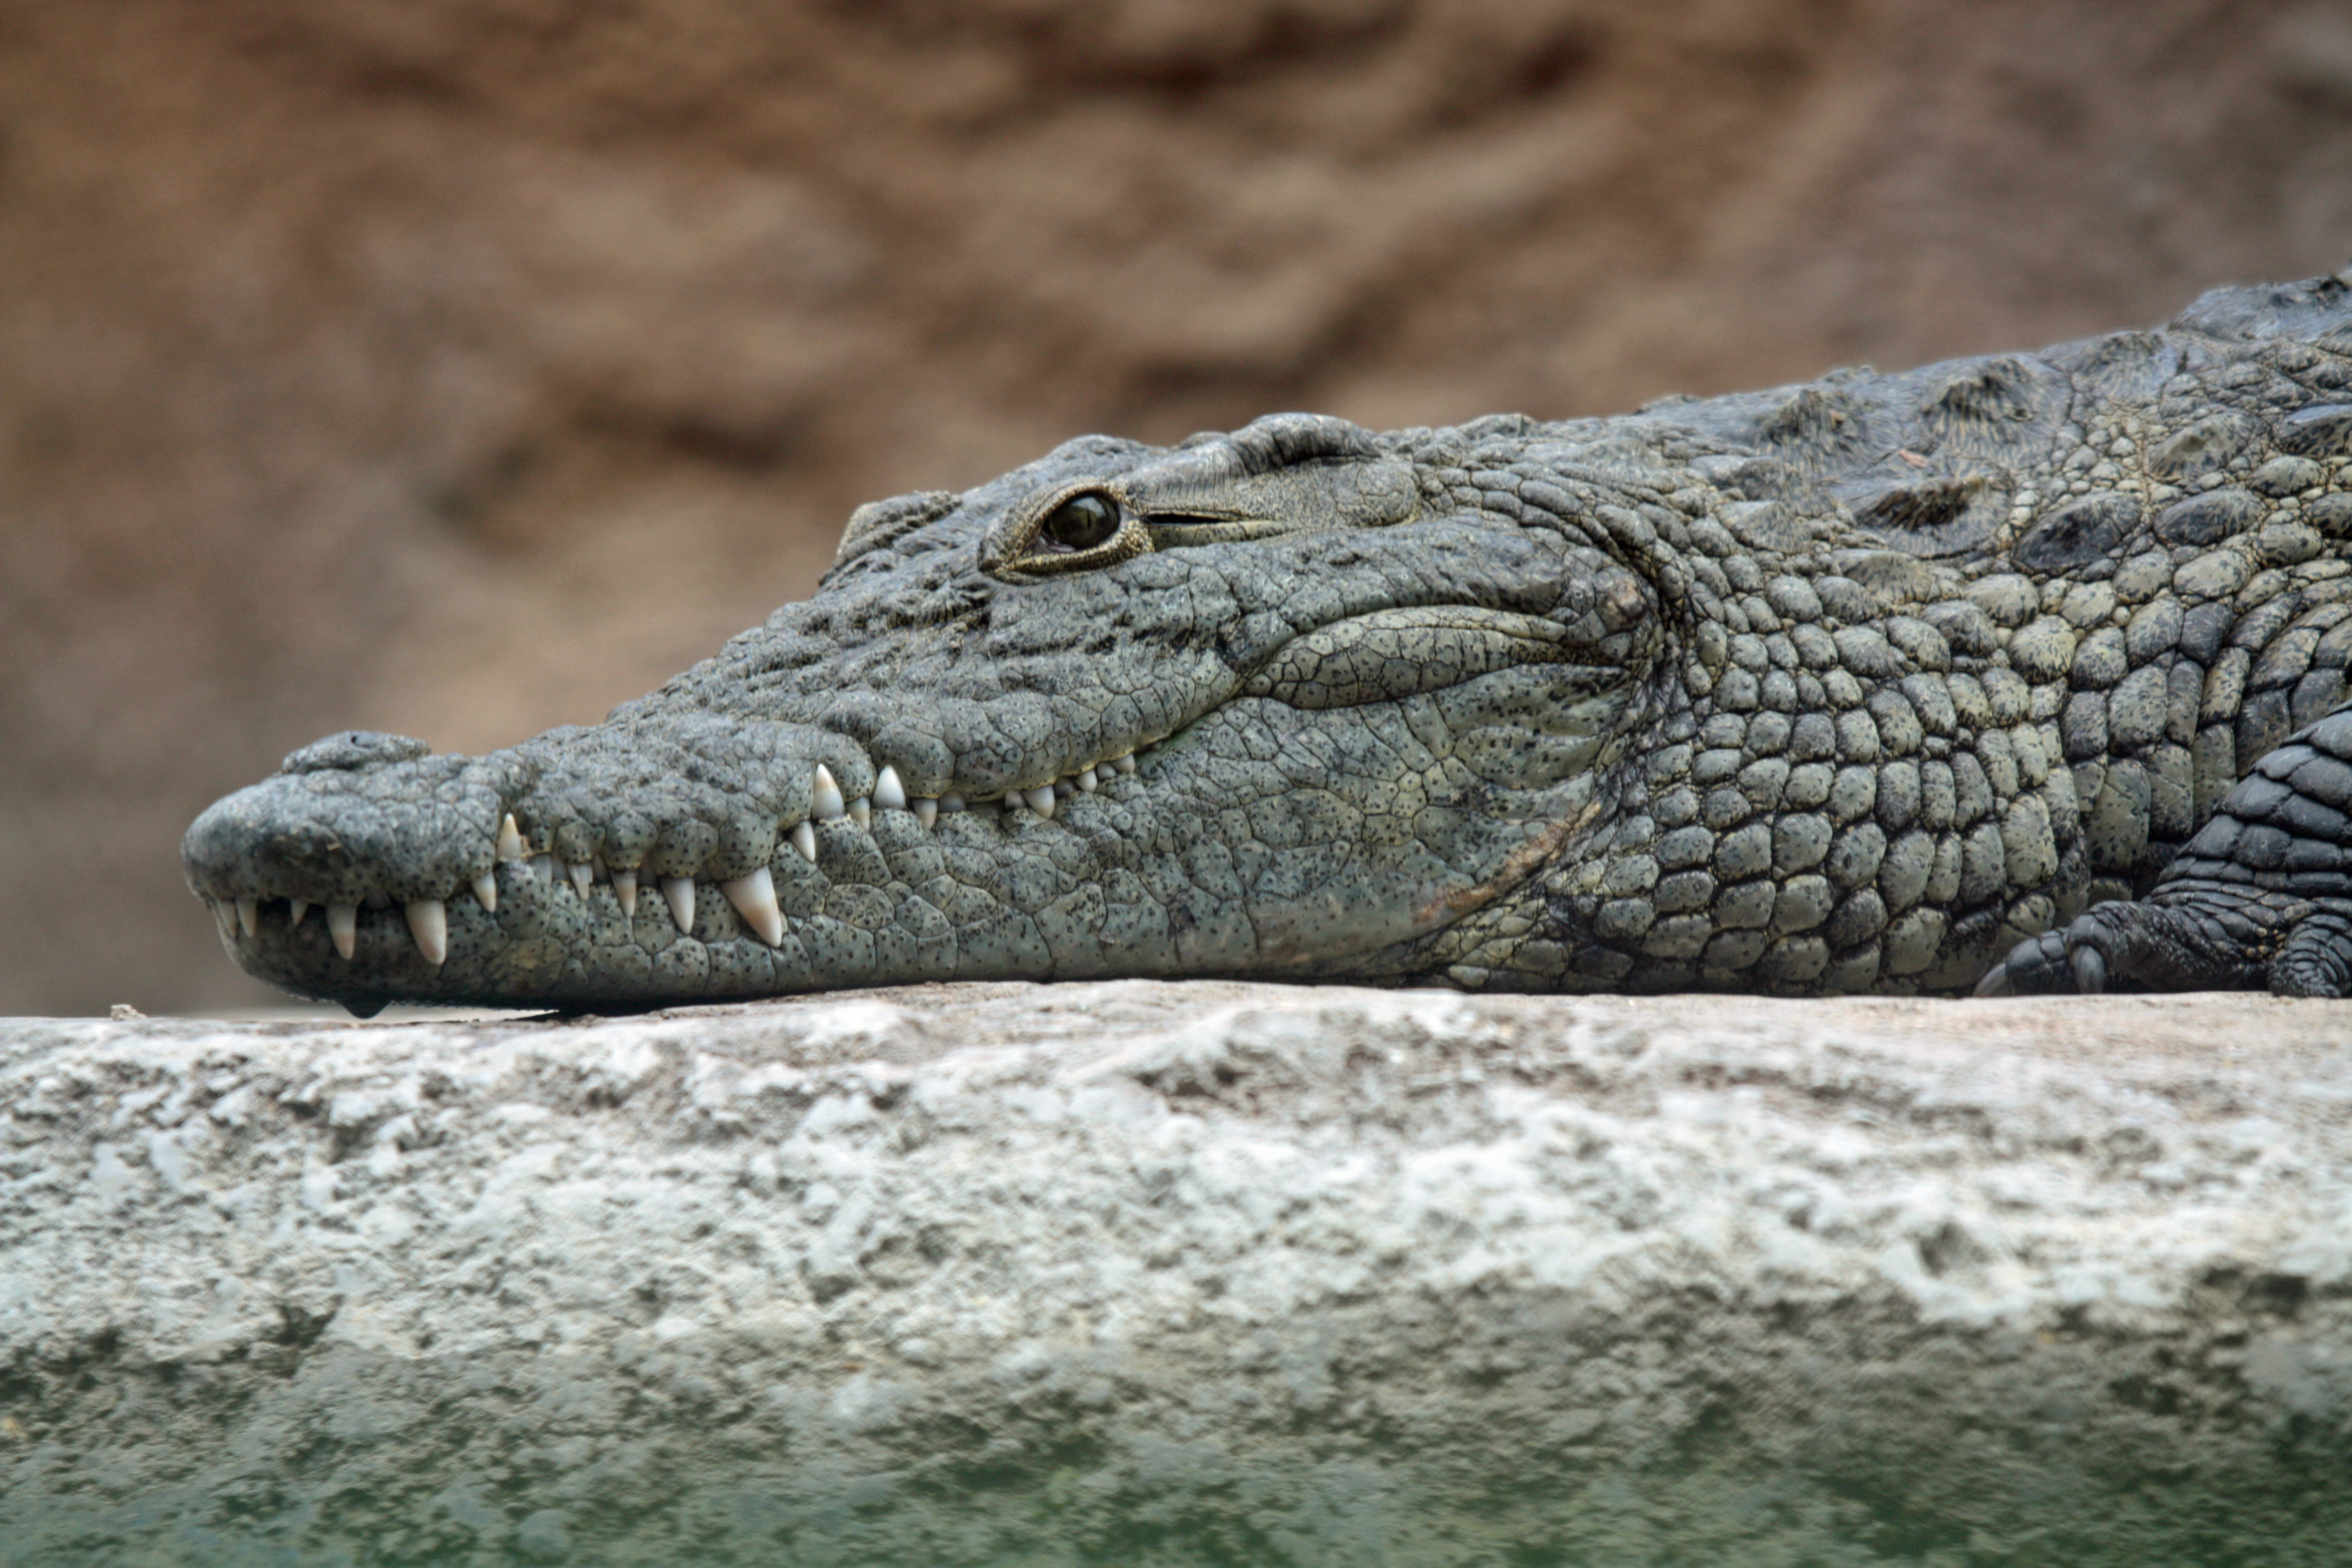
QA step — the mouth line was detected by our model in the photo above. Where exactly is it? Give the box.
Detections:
[199,595,1605,979]
[200,733,1172,971]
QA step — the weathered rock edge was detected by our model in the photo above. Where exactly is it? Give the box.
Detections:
[3,982,2349,1566]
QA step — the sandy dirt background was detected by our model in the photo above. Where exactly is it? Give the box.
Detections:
[7,0,2352,1016]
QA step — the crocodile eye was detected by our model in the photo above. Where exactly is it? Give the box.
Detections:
[1038,492,1121,553]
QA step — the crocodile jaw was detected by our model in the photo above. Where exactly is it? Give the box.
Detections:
[185,657,1637,1013]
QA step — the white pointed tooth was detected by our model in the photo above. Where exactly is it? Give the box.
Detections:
[290,899,311,928]
[791,821,817,862]
[811,764,845,820]
[328,903,358,960]
[1077,767,1098,793]
[471,873,497,913]
[210,900,236,939]
[405,900,447,966]
[235,897,258,938]
[850,797,871,827]
[940,792,966,812]
[612,869,638,917]
[1023,786,1057,819]
[873,765,907,811]
[569,861,593,900]
[721,866,784,946]
[530,854,555,884]
[913,798,938,829]
[1113,753,1137,774]
[496,814,525,862]
[661,876,695,933]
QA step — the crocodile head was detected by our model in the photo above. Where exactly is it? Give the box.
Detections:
[183,412,1683,1013]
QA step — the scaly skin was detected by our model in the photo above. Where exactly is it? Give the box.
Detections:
[185,275,2352,1013]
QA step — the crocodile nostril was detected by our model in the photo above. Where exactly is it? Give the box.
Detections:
[278,731,433,775]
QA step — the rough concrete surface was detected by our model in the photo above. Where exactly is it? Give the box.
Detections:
[3,983,2349,1565]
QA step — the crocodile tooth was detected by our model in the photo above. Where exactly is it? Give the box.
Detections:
[405,900,447,966]
[612,869,637,917]
[1113,754,1137,775]
[496,814,525,862]
[849,797,872,827]
[531,854,556,884]
[1023,786,1057,819]
[290,899,310,928]
[812,765,845,820]
[874,766,907,811]
[328,903,358,960]
[721,867,784,946]
[471,873,497,914]
[940,792,966,812]
[1077,767,1098,793]
[210,900,236,939]
[791,821,817,862]
[661,876,695,933]
[235,897,259,938]
[913,798,938,829]
[569,861,594,900]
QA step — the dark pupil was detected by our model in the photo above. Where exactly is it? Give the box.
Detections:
[1040,493,1121,552]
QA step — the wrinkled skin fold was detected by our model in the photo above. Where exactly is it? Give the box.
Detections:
[187,276,2352,1012]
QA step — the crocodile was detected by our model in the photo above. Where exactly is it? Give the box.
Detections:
[184,273,2352,1015]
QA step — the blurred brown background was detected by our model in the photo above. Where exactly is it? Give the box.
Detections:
[5,0,2351,1016]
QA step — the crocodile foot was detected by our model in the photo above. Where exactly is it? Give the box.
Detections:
[1971,893,2352,996]
[1979,708,2352,998]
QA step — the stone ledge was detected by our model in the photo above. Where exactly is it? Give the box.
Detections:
[3,982,2349,1565]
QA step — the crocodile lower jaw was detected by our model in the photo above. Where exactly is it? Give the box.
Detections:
[196,740,1159,976]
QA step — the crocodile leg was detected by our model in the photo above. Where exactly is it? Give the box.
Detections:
[1978,706,2352,997]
